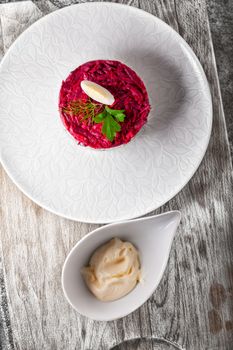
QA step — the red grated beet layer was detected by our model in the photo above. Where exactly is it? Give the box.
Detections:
[59,60,150,149]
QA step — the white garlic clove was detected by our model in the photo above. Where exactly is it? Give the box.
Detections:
[80,80,115,105]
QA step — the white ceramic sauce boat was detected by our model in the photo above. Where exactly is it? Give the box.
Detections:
[62,211,181,321]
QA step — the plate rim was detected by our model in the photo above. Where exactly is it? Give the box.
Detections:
[0,2,213,223]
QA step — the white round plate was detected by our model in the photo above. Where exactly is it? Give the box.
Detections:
[0,2,212,223]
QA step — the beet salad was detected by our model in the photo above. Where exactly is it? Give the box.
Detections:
[59,60,150,149]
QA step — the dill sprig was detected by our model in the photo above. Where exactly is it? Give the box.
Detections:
[62,98,103,122]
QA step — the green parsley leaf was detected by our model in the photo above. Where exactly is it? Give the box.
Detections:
[105,106,125,116]
[102,114,121,141]
[93,110,107,123]
[114,113,125,122]
[94,106,126,141]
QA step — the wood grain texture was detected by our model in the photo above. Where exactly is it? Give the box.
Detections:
[0,0,233,349]
[207,0,233,160]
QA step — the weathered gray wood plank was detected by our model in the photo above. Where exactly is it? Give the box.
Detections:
[0,0,232,349]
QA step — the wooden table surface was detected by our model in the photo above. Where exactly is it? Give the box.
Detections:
[0,1,233,349]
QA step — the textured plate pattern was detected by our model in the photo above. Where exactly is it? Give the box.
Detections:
[0,3,212,223]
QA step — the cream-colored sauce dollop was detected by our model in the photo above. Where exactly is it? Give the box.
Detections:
[82,238,141,302]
